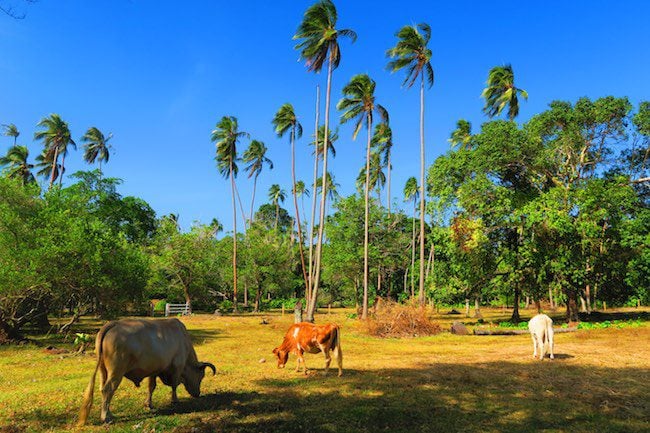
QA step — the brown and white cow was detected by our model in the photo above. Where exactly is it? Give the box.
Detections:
[273,322,342,377]
[78,318,215,425]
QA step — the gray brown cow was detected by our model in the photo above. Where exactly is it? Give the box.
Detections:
[78,318,215,425]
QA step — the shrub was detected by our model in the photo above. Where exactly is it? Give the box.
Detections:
[365,299,441,338]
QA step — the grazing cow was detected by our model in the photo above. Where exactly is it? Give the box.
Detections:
[273,322,342,376]
[78,318,215,425]
[528,313,555,360]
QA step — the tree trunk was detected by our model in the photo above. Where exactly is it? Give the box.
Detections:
[250,173,259,223]
[230,168,238,313]
[411,204,416,299]
[549,286,554,309]
[308,54,334,322]
[48,145,59,189]
[566,289,579,322]
[362,113,372,320]
[510,285,521,323]
[474,297,483,318]
[254,286,262,313]
[291,128,309,299]
[307,85,320,311]
[418,74,427,307]
[386,152,391,214]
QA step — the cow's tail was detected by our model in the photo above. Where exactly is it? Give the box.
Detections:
[78,321,115,426]
[332,325,343,376]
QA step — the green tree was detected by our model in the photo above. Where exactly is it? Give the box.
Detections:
[81,127,112,178]
[481,64,528,120]
[34,114,75,188]
[0,145,35,185]
[273,103,308,294]
[212,115,248,312]
[448,119,472,150]
[242,139,273,223]
[294,0,356,321]
[387,22,434,306]
[372,122,393,211]
[268,184,287,231]
[2,123,19,146]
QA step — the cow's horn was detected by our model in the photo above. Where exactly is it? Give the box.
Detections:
[200,362,216,375]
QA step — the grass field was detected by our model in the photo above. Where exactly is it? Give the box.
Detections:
[1,308,649,433]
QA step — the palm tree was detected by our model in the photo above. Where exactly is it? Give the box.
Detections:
[0,145,35,185]
[387,22,434,306]
[273,103,308,294]
[242,139,273,223]
[403,176,419,299]
[212,115,249,312]
[481,64,528,120]
[294,180,310,222]
[268,184,287,230]
[209,218,223,238]
[337,73,388,320]
[2,123,19,146]
[34,114,75,188]
[448,119,472,150]
[371,122,393,211]
[295,0,356,321]
[81,127,112,177]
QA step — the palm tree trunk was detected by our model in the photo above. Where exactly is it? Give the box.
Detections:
[411,204,416,299]
[307,85,320,309]
[291,129,309,297]
[59,152,66,187]
[362,114,372,320]
[250,173,259,223]
[418,74,426,306]
[230,167,238,313]
[48,146,59,188]
[233,178,248,230]
[308,57,333,322]
[386,152,391,214]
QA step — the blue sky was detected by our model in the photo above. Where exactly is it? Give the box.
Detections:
[1,0,649,232]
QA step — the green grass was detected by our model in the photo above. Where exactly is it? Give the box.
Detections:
[0,308,649,433]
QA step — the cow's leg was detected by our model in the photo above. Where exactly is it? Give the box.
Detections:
[319,344,332,375]
[531,333,538,359]
[296,351,308,375]
[100,373,123,423]
[145,376,156,409]
[170,368,182,404]
[334,346,343,377]
[537,333,545,361]
[548,328,555,360]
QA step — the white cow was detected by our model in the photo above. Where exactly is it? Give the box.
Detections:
[528,314,555,360]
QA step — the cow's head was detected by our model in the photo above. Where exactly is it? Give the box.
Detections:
[181,361,216,397]
[272,347,289,369]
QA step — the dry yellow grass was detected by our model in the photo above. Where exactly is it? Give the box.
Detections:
[0,308,648,433]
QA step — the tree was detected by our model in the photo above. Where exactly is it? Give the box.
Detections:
[268,184,287,230]
[449,119,472,150]
[403,177,419,298]
[81,127,112,178]
[387,22,434,306]
[211,115,248,312]
[481,64,528,120]
[2,123,19,146]
[338,73,388,319]
[0,145,35,185]
[372,123,393,211]
[294,0,356,321]
[273,103,308,295]
[34,114,75,188]
[242,139,273,223]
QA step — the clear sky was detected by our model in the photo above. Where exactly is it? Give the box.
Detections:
[1,0,648,233]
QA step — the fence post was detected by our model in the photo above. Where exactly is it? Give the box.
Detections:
[165,303,170,317]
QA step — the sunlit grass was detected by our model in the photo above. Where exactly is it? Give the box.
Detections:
[0,308,648,432]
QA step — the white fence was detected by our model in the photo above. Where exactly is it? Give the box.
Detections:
[164,302,191,317]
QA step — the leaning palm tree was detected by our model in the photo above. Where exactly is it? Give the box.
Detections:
[2,123,19,146]
[371,122,393,211]
[81,127,112,178]
[387,22,434,306]
[242,139,273,223]
[273,103,308,293]
[295,0,356,321]
[212,115,249,312]
[448,119,472,150]
[403,177,419,299]
[337,73,388,320]
[34,114,75,188]
[267,184,287,230]
[0,145,35,185]
[481,64,528,120]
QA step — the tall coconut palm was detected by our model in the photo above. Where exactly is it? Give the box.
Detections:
[372,122,393,211]
[212,115,249,312]
[2,123,19,146]
[242,139,273,223]
[273,103,309,294]
[481,64,528,120]
[387,22,434,306]
[294,180,310,222]
[403,176,419,299]
[268,184,287,230]
[355,151,386,198]
[337,73,388,319]
[34,114,75,188]
[448,119,472,150]
[81,127,112,177]
[295,0,356,321]
[0,145,35,185]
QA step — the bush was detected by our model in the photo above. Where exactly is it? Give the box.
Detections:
[365,299,441,338]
